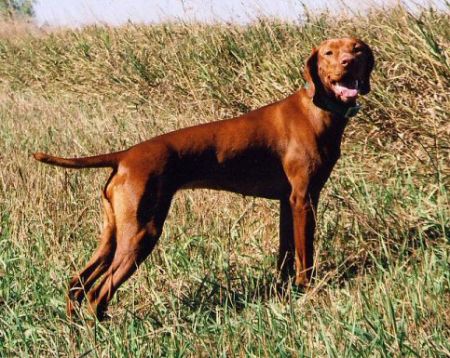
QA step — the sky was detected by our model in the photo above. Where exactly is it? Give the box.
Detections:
[33,0,447,27]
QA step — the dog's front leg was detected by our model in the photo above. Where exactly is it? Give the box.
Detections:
[289,187,317,286]
[278,198,295,281]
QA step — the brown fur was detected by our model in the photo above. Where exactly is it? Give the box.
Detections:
[34,38,374,319]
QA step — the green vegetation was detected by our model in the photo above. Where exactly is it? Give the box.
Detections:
[0,5,449,356]
[0,0,34,18]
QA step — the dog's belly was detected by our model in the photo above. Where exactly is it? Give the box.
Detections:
[175,147,291,199]
[184,176,289,199]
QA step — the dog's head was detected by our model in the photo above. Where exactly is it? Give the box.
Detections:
[304,38,374,104]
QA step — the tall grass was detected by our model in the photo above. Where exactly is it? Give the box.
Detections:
[0,5,449,356]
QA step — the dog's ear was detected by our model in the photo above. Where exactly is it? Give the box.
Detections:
[304,48,319,98]
[359,45,375,95]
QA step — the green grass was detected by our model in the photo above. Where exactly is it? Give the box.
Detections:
[0,5,449,356]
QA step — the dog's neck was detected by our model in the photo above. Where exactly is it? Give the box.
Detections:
[304,82,360,118]
[300,89,351,146]
[313,95,360,118]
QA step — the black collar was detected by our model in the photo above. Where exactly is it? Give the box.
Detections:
[305,83,361,118]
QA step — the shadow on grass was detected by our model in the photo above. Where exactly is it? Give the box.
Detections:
[180,271,302,312]
[123,223,448,324]
[135,269,307,326]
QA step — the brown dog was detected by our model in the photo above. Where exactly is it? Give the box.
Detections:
[34,38,374,319]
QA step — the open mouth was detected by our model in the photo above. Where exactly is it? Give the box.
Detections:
[331,79,359,103]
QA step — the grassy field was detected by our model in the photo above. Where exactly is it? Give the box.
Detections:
[0,5,449,357]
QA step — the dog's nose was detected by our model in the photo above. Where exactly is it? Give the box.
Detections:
[340,54,355,67]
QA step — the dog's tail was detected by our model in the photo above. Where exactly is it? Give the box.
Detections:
[33,151,125,169]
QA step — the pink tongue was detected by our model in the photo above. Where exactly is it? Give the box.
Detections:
[334,83,358,98]
[341,87,358,97]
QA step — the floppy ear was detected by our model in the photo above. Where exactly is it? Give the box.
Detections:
[303,48,319,98]
[359,45,375,95]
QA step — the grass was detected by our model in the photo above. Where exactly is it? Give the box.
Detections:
[0,5,449,357]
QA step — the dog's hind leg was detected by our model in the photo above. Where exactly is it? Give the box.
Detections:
[87,181,172,319]
[66,193,116,317]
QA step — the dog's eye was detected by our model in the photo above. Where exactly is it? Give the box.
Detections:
[353,46,363,53]
[324,50,333,56]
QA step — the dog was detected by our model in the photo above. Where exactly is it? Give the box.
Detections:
[34,38,374,319]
